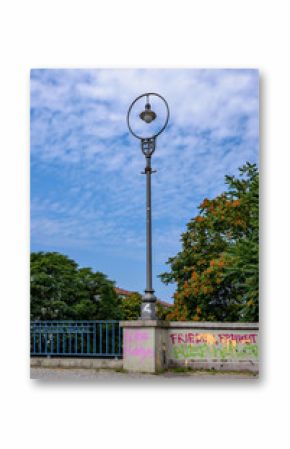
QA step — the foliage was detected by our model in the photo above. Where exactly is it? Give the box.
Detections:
[31,252,122,320]
[159,163,259,322]
[156,302,172,320]
[118,292,171,320]
[119,292,142,320]
[223,163,259,321]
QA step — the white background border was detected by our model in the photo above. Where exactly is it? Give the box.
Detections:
[0,1,289,447]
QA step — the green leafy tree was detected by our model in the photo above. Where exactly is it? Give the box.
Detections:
[223,163,259,321]
[30,252,121,320]
[117,292,172,320]
[159,163,259,322]
[119,292,142,320]
[31,252,79,319]
[156,302,173,320]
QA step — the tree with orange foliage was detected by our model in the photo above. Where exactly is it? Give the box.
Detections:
[160,163,259,322]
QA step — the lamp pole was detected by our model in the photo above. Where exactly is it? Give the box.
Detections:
[127,93,169,319]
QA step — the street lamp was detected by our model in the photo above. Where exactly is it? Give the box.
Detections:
[127,93,170,319]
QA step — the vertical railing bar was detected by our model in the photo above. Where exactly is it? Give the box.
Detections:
[45,332,48,355]
[112,323,115,355]
[87,326,90,354]
[33,329,36,354]
[63,332,66,355]
[50,323,53,355]
[118,324,121,356]
[39,328,41,354]
[106,323,108,355]
[99,323,102,355]
[93,323,96,354]
[57,331,60,354]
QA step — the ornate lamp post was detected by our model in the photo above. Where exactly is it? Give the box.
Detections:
[127,93,170,319]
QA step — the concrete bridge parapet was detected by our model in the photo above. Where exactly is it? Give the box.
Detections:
[120,320,259,374]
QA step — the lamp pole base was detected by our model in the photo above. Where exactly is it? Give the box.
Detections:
[141,291,157,320]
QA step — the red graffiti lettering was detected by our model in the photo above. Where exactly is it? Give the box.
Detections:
[170,334,177,344]
[178,334,186,344]
[170,332,258,345]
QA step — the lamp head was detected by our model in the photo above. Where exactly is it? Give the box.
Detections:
[139,100,157,124]
[127,92,169,140]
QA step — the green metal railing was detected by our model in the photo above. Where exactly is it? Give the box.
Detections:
[30,321,123,357]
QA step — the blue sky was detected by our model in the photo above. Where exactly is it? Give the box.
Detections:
[30,69,259,302]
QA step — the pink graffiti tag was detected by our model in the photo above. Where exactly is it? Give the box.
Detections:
[124,346,154,361]
[124,329,150,343]
[124,329,153,362]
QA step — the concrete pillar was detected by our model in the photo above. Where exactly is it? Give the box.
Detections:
[120,320,169,373]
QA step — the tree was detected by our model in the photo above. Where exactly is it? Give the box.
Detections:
[223,163,259,321]
[156,302,173,320]
[159,163,259,322]
[30,252,122,320]
[118,292,173,320]
[31,252,79,319]
[119,292,142,320]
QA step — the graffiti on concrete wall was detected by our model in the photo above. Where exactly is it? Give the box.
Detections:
[123,329,153,362]
[169,332,258,360]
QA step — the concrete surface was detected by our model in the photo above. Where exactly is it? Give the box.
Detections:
[30,367,258,381]
[31,357,122,369]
